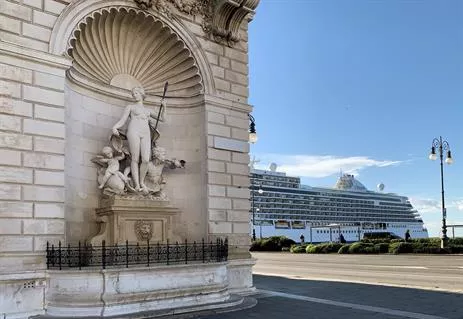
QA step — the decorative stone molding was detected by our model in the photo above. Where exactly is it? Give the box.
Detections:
[132,0,259,46]
[207,0,260,45]
[67,7,203,98]
[134,220,154,241]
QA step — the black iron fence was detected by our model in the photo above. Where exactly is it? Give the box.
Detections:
[46,239,228,270]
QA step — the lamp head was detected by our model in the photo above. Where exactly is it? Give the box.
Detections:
[445,150,453,164]
[258,188,264,194]
[249,114,258,144]
[429,146,437,161]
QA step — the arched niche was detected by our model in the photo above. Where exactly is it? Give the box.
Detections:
[58,3,209,243]
[50,0,214,99]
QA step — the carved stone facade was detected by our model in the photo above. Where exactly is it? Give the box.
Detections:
[133,0,260,46]
[0,0,258,317]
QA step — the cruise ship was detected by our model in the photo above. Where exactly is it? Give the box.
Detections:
[250,166,428,243]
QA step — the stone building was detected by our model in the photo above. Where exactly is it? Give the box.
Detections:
[0,0,259,317]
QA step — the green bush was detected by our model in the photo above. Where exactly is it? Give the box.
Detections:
[448,245,463,254]
[449,238,463,246]
[390,239,405,244]
[348,242,375,254]
[374,243,390,253]
[306,244,324,254]
[389,242,413,254]
[250,236,296,252]
[338,244,351,254]
[290,244,307,253]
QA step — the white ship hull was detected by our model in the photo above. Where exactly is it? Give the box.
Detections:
[252,222,428,243]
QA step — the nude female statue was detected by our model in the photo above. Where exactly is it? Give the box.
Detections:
[111,87,166,192]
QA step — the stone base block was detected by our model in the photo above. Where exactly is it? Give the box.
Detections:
[226,258,256,295]
[46,262,229,317]
[0,272,47,319]
[89,196,181,245]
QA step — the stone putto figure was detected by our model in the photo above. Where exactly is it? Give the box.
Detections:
[92,84,185,198]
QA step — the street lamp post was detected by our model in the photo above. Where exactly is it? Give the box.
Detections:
[251,184,263,241]
[429,136,453,249]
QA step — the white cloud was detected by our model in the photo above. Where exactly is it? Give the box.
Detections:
[452,200,463,211]
[409,198,440,214]
[253,154,402,178]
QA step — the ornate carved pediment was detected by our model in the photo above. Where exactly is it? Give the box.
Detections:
[132,0,260,46]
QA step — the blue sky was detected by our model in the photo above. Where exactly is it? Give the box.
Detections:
[248,0,463,237]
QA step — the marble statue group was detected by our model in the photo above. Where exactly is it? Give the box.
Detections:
[92,85,185,197]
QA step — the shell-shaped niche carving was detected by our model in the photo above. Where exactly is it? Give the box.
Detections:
[68,8,203,97]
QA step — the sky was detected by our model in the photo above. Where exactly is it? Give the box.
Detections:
[247,0,463,237]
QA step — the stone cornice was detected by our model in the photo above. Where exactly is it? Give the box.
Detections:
[132,0,260,47]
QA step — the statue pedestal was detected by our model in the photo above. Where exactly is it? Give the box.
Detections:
[89,196,181,245]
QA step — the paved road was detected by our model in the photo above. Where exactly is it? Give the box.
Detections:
[189,253,463,319]
[252,252,463,293]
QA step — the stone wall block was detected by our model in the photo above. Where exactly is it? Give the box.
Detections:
[225,70,248,85]
[0,63,33,83]
[0,15,21,33]
[23,219,65,234]
[219,57,230,68]
[23,86,64,106]
[208,173,231,185]
[208,185,226,197]
[33,10,57,28]
[0,236,33,252]
[0,202,33,217]
[0,219,22,234]
[230,60,248,74]
[226,116,248,129]
[232,199,250,210]
[0,1,32,20]
[231,127,249,141]
[207,111,225,124]
[0,99,33,117]
[211,65,225,79]
[0,150,21,166]
[34,72,65,90]
[34,203,64,218]
[207,123,230,137]
[23,0,42,9]
[23,153,64,170]
[209,197,232,209]
[224,47,248,64]
[22,23,52,42]
[0,81,21,98]
[232,152,249,164]
[0,132,32,150]
[35,105,65,122]
[231,84,249,98]
[232,175,249,187]
[207,148,231,161]
[44,0,66,15]
[33,136,65,154]
[0,166,33,183]
[204,51,218,65]
[34,170,65,186]
[226,163,249,175]
[208,221,232,234]
[227,210,249,222]
[232,222,250,234]
[208,210,227,221]
[226,186,250,199]
[0,183,21,200]
[34,235,64,251]
[215,78,230,91]
[23,119,65,138]
[0,114,21,131]
[0,31,48,51]
[22,185,64,202]
[208,160,225,173]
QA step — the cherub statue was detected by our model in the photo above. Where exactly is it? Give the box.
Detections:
[92,146,128,194]
[96,146,128,189]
